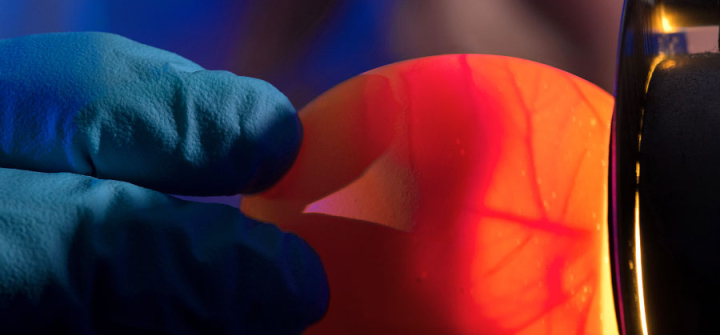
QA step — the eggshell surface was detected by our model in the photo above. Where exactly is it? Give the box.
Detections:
[241,54,616,335]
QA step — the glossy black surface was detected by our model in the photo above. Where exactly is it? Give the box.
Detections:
[640,53,720,334]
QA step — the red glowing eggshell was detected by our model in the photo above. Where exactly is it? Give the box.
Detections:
[241,54,616,335]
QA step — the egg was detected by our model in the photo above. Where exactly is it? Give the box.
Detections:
[241,54,617,335]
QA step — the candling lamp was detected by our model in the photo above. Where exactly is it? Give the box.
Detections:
[612,0,720,334]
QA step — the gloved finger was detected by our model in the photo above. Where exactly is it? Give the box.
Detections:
[0,32,301,196]
[0,167,328,334]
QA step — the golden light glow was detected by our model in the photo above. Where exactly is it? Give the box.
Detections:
[658,5,675,33]
[634,191,649,335]
[661,17,674,33]
[660,60,676,70]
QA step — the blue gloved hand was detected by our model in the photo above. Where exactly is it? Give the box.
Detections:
[0,32,328,334]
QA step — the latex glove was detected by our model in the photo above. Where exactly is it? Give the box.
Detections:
[0,32,328,334]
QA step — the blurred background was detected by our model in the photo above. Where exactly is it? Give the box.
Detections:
[0,0,624,205]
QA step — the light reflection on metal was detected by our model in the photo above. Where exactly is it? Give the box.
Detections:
[631,53,662,335]
[634,191,649,335]
[659,59,676,70]
[645,55,666,93]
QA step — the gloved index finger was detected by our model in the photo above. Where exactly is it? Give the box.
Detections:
[0,32,302,196]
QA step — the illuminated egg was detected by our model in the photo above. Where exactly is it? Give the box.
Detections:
[241,55,616,335]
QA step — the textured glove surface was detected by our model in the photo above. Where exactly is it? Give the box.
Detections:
[0,32,302,195]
